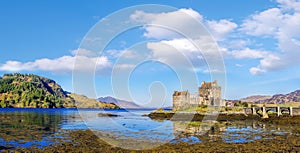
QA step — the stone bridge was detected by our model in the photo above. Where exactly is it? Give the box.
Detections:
[244,107,300,118]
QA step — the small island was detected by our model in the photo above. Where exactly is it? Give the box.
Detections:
[148,80,300,121]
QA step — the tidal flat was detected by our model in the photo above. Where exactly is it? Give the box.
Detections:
[1,108,300,152]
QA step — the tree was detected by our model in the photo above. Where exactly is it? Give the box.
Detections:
[242,102,249,107]
[234,101,249,107]
[0,94,5,108]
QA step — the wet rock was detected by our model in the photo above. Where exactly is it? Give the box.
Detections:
[0,145,13,150]
[42,127,51,131]
[97,113,120,117]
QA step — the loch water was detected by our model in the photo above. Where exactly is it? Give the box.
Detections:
[0,108,293,149]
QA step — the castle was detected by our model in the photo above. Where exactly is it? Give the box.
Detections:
[172,81,224,110]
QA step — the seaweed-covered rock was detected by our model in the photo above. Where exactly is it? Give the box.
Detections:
[98,113,120,117]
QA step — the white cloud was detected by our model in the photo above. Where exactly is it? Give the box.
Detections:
[206,19,238,41]
[226,39,252,50]
[249,67,266,75]
[147,40,198,69]
[159,38,198,52]
[129,8,239,74]
[130,8,237,41]
[249,51,297,75]
[147,38,217,69]
[230,48,269,59]
[130,8,203,39]
[70,48,98,57]
[241,8,283,36]
[219,45,274,61]
[254,55,281,73]
[277,0,300,12]
[0,49,111,74]
[241,1,300,39]
[147,41,187,66]
[0,61,34,72]
[105,49,143,60]
[120,50,142,59]
[240,1,300,75]
[113,64,135,70]
[179,8,203,21]
[202,68,223,74]
[235,64,243,67]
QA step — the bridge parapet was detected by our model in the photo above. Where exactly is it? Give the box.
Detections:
[292,107,300,116]
[243,106,300,117]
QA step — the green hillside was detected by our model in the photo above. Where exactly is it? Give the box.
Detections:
[70,94,119,109]
[0,73,119,109]
[0,73,75,108]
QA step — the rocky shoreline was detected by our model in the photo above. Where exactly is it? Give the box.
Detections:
[147,111,300,126]
[10,128,300,152]
[147,111,258,121]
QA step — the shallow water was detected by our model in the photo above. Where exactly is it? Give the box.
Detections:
[0,108,294,149]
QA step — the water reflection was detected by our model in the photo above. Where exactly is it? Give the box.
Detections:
[172,120,290,143]
[0,108,79,148]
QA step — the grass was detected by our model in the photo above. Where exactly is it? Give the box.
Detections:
[173,106,244,114]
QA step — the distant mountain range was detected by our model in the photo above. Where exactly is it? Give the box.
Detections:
[98,96,142,109]
[240,95,271,103]
[240,90,300,104]
[71,94,119,109]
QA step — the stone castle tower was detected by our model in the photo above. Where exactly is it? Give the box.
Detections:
[172,80,223,110]
[172,90,190,110]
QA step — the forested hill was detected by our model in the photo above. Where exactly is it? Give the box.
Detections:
[0,73,75,108]
[0,73,119,109]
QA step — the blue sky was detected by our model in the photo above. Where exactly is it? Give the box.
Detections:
[1,0,300,107]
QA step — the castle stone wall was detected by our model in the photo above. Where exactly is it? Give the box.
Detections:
[172,81,224,110]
